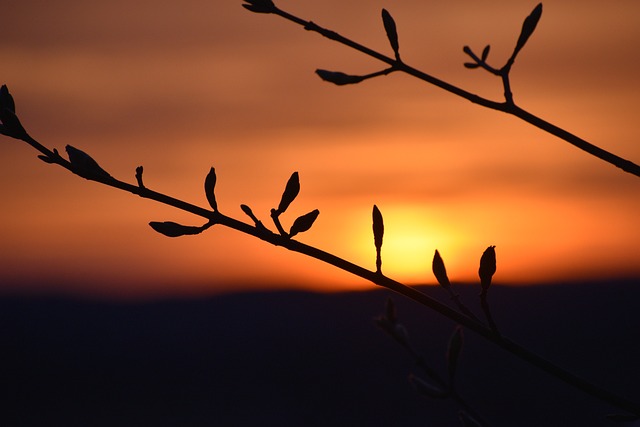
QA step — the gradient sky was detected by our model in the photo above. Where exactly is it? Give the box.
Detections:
[1,0,639,299]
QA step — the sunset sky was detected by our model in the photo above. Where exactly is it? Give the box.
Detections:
[1,0,638,299]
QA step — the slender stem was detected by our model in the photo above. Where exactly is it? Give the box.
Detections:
[404,345,491,425]
[480,295,500,335]
[266,5,640,178]
[12,130,640,416]
[508,105,640,176]
[449,291,481,323]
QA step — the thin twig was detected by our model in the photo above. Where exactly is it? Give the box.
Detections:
[255,3,640,178]
[9,129,639,417]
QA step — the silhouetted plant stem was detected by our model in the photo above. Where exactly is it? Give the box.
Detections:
[480,295,500,335]
[253,3,640,178]
[378,301,492,426]
[1,73,637,417]
[449,292,481,324]
[6,125,640,417]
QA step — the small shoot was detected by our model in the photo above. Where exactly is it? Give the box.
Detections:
[372,204,384,274]
[374,298,411,351]
[275,171,300,215]
[38,148,60,164]
[240,204,269,232]
[270,171,300,236]
[0,84,16,113]
[432,249,451,290]
[135,166,145,188]
[242,0,275,14]
[316,68,396,86]
[463,3,543,105]
[65,145,112,181]
[316,70,367,86]
[268,172,319,238]
[149,221,212,238]
[289,209,320,238]
[381,9,401,61]
[511,3,543,63]
[433,249,480,322]
[462,45,493,70]
[204,167,218,212]
[478,245,496,297]
[479,245,499,334]
[0,85,29,140]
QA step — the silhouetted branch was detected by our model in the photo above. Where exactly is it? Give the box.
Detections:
[433,249,482,323]
[372,205,384,274]
[135,166,145,189]
[242,2,640,178]
[2,30,640,416]
[376,299,491,426]
[3,111,637,416]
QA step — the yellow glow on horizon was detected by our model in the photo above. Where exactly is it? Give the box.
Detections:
[340,204,468,285]
[0,1,639,298]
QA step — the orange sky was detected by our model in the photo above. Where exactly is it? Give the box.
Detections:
[1,0,639,299]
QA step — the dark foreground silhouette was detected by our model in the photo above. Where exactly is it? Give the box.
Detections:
[2,280,639,427]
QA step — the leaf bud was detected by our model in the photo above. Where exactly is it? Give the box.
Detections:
[275,172,300,214]
[204,167,218,212]
[289,209,320,238]
[65,145,112,180]
[149,221,208,238]
[316,69,366,86]
[432,249,451,290]
[478,245,496,294]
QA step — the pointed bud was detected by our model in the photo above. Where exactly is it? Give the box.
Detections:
[149,221,207,238]
[479,245,496,294]
[242,0,275,13]
[372,205,384,273]
[289,209,320,238]
[135,166,145,188]
[481,45,491,62]
[432,250,451,290]
[513,3,543,58]
[316,69,366,86]
[276,172,300,214]
[204,167,218,211]
[0,85,16,113]
[381,9,400,59]
[0,85,30,140]
[65,145,112,180]
[240,204,254,217]
[372,205,384,250]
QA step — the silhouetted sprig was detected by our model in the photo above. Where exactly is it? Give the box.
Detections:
[2,67,640,422]
[376,299,491,426]
[372,205,384,274]
[267,171,320,238]
[463,4,543,104]
[243,2,640,177]
[432,249,481,323]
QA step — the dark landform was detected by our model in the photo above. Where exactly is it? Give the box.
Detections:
[2,280,639,426]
